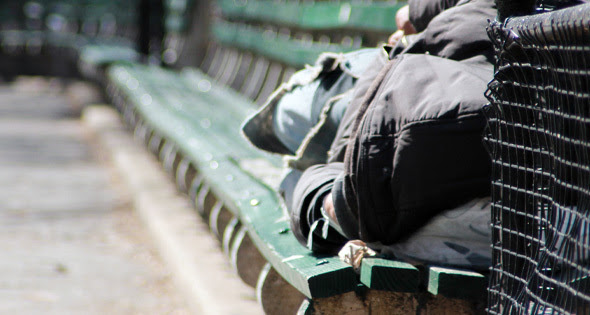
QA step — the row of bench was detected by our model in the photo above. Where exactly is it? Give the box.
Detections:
[106,62,487,314]
[1,0,489,313]
[105,0,490,313]
[0,0,195,79]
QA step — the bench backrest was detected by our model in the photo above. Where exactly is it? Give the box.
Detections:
[195,0,405,105]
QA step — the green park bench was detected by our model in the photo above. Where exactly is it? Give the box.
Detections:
[0,0,196,81]
[0,0,141,79]
[104,0,489,313]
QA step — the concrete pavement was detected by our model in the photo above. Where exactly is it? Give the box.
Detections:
[0,78,261,315]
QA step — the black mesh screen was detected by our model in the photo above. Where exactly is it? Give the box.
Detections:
[535,0,587,13]
[485,3,590,314]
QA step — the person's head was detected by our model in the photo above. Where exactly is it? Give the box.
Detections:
[388,5,416,45]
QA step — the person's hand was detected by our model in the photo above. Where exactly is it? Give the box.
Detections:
[388,5,416,45]
[323,193,338,224]
[388,30,405,46]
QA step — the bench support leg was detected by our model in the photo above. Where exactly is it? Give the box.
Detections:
[175,158,191,192]
[148,132,163,155]
[222,217,240,257]
[209,201,233,241]
[256,263,306,315]
[230,226,267,287]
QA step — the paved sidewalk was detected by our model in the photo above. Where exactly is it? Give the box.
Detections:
[84,105,262,315]
[0,80,190,314]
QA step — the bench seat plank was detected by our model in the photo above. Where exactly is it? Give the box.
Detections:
[201,158,358,299]
[107,64,360,299]
[427,266,487,300]
[109,64,264,158]
[79,45,139,67]
[110,108,356,300]
[360,258,420,292]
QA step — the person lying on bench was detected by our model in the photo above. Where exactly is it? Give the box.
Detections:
[243,0,496,270]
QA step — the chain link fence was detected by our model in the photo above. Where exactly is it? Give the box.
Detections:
[485,2,590,314]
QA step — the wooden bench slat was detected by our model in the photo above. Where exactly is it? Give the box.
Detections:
[218,0,404,32]
[109,65,260,159]
[360,258,421,292]
[200,158,358,299]
[212,20,354,68]
[79,44,138,66]
[181,68,256,116]
[113,65,247,131]
[109,65,288,194]
[302,3,403,32]
[427,266,487,300]
[108,63,360,299]
[109,66,222,159]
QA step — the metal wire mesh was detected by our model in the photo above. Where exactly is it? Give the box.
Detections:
[485,3,590,314]
[536,0,587,13]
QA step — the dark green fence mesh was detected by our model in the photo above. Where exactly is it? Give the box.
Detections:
[485,3,590,314]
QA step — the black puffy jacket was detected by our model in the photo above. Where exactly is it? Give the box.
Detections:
[292,0,497,251]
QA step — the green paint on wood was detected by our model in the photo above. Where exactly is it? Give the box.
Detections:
[360,258,420,292]
[79,45,139,66]
[211,21,354,68]
[427,266,487,300]
[106,64,358,299]
[218,0,405,32]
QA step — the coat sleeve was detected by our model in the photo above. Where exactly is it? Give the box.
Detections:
[289,163,349,253]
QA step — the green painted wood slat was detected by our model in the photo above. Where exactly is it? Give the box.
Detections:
[427,266,487,300]
[360,258,420,292]
[107,64,360,298]
[108,65,262,160]
[200,158,358,298]
[218,0,405,32]
[211,20,354,68]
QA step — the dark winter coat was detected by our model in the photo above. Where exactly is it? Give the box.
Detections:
[291,0,497,252]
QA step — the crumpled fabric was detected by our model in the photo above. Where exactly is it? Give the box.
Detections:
[377,197,492,270]
[338,240,376,272]
[241,48,385,169]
